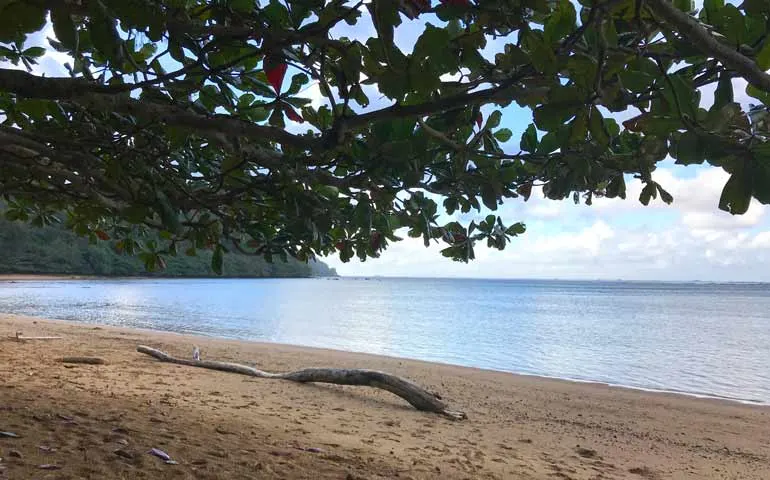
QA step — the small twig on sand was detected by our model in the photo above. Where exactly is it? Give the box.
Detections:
[59,357,106,365]
[11,331,63,341]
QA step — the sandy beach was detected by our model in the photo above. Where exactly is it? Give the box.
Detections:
[1,313,768,479]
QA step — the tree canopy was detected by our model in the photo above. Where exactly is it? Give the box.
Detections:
[2,0,770,273]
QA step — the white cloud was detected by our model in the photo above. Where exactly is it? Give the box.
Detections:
[327,166,770,282]
[591,166,767,230]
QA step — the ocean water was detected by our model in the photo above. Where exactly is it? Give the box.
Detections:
[1,277,769,404]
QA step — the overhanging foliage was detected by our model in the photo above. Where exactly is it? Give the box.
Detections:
[1,0,770,273]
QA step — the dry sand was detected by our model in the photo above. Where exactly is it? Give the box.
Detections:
[1,313,768,479]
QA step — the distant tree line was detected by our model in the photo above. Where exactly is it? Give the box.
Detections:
[0,216,337,278]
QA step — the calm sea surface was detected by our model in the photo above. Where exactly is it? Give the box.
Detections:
[1,278,769,404]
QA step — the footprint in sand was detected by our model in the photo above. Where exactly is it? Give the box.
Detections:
[574,446,599,459]
[628,466,661,479]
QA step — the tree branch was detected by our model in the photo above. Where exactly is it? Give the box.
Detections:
[417,118,463,151]
[0,69,317,149]
[344,69,536,131]
[646,0,770,92]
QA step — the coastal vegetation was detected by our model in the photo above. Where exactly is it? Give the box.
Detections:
[0,215,337,277]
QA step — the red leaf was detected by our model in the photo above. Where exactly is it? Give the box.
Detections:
[475,112,483,129]
[335,241,345,251]
[95,230,110,241]
[285,105,304,123]
[265,62,287,94]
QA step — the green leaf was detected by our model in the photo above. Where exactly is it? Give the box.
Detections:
[481,184,498,210]
[743,0,770,15]
[155,191,182,233]
[619,69,655,93]
[537,131,560,154]
[757,41,770,71]
[606,175,626,199]
[674,131,705,165]
[719,164,752,214]
[22,46,45,58]
[674,0,694,11]
[663,75,698,119]
[721,5,746,46]
[0,3,46,43]
[657,184,674,204]
[286,73,309,95]
[211,245,224,275]
[639,182,657,206]
[443,197,458,215]
[713,73,733,110]
[341,43,363,81]
[752,159,770,204]
[569,111,588,144]
[520,124,538,152]
[87,3,122,62]
[589,107,609,146]
[746,83,770,106]
[231,0,254,13]
[486,110,503,129]
[493,128,513,142]
[262,1,290,26]
[702,0,724,23]
[447,19,462,38]
[543,0,576,45]
[534,104,575,131]
[505,223,526,235]
[522,30,556,74]
[367,0,400,56]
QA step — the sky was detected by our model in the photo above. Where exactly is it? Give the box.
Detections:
[6,4,770,282]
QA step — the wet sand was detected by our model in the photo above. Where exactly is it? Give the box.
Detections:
[0,275,94,281]
[1,313,768,479]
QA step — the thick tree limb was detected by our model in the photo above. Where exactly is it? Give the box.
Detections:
[343,69,536,132]
[0,69,316,149]
[647,0,770,92]
[136,345,466,420]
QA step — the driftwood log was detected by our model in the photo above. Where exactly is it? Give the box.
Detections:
[137,345,466,420]
[11,331,62,341]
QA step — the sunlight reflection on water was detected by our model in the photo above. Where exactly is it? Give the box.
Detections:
[1,277,769,404]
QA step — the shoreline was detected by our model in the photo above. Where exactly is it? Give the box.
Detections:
[0,274,337,282]
[2,312,769,479]
[2,309,766,409]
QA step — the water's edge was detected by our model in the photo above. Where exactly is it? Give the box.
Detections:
[3,277,768,406]
[7,311,767,408]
